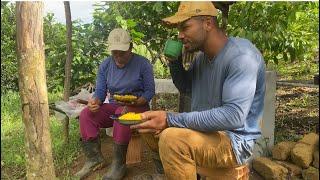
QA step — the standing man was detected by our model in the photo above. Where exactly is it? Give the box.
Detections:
[75,28,155,179]
[132,2,266,179]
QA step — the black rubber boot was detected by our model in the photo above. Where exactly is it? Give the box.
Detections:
[132,152,165,180]
[75,138,107,179]
[102,143,128,180]
[153,158,164,174]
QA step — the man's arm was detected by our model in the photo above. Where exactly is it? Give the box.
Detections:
[167,54,261,132]
[168,55,192,93]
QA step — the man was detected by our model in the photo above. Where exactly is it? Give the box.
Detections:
[75,28,155,179]
[132,2,266,179]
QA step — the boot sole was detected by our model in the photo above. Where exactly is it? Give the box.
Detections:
[78,161,108,180]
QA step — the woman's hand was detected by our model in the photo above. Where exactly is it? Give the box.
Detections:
[134,97,148,106]
[116,96,147,107]
[87,97,102,112]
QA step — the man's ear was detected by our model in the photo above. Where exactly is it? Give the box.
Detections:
[203,18,213,31]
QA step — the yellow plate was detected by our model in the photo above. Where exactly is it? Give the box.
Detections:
[118,119,142,125]
[117,112,142,125]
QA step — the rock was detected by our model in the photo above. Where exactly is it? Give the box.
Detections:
[275,160,302,176]
[313,150,319,168]
[291,143,314,168]
[252,157,288,180]
[302,166,319,180]
[298,133,319,146]
[272,141,296,160]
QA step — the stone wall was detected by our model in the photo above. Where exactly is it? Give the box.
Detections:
[253,133,319,180]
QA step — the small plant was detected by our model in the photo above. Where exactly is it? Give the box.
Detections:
[255,137,272,157]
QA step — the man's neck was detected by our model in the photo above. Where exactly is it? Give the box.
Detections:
[203,31,228,60]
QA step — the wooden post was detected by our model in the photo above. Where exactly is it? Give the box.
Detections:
[63,1,73,144]
[63,1,73,101]
[126,133,142,165]
[16,2,56,179]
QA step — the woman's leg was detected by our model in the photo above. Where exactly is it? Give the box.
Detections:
[79,103,119,141]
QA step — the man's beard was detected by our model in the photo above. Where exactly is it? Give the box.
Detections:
[184,41,201,53]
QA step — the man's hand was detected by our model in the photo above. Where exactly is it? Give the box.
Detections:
[130,111,168,135]
[87,97,102,112]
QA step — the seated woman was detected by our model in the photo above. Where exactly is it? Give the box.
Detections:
[75,28,155,180]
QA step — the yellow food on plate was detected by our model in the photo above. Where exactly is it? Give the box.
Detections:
[118,112,142,121]
[113,94,137,102]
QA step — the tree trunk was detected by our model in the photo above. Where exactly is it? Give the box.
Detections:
[221,5,229,31]
[16,2,56,179]
[212,2,235,31]
[63,1,73,101]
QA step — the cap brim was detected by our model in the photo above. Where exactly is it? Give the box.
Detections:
[162,14,190,26]
[109,43,130,51]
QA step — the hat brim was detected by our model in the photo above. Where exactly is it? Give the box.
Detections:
[162,15,191,26]
[109,43,130,52]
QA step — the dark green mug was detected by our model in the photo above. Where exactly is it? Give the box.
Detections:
[164,39,183,59]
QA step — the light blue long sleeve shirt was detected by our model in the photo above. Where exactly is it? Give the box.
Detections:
[93,53,155,103]
[167,37,266,165]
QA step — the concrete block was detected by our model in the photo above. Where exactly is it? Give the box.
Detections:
[252,71,276,159]
[154,79,179,94]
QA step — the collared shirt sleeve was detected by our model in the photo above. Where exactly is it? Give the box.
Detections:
[167,54,261,132]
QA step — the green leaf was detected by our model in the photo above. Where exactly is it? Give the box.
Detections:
[153,2,163,13]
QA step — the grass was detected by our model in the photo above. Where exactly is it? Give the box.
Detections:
[1,91,81,179]
[267,59,319,81]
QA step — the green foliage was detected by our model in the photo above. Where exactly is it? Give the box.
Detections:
[44,14,104,93]
[92,1,179,64]
[153,59,171,79]
[227,2,319,64]
[275,59,319,80]
[1,2,18,93]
